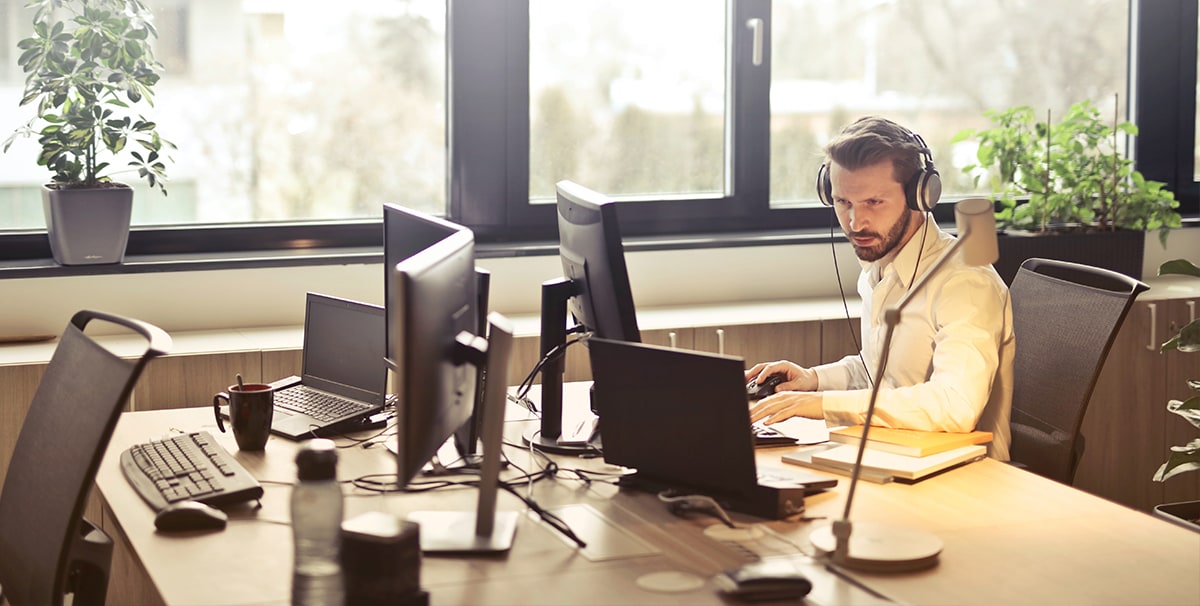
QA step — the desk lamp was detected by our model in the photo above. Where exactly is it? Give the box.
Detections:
[809,197,999,572]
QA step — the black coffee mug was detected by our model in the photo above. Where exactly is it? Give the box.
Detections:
[213,383,275,450]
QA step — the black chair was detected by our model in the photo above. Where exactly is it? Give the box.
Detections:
[0,310,171,606]
[1008,258,1148,484]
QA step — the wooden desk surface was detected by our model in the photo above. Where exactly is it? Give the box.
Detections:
[96,404,1200,606]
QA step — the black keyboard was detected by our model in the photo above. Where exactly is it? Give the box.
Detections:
[275,385,372,423]
[120,431,264,511]
[752,423,799,447]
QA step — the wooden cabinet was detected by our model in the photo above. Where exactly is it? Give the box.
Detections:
[1075,296,1200,512]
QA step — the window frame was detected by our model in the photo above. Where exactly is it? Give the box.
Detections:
[0,0,1195,272]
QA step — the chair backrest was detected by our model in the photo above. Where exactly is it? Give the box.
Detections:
[1008,258,1148,484]
[0,311,171,606]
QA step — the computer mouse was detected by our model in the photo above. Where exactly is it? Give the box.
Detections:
[746,373,785,400]
[154,500,228,532]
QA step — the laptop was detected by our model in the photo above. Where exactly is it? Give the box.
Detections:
[259,293,389,440]
[587,338,837,520]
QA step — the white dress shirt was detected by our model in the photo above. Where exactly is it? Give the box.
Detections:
[814,218,1014,461]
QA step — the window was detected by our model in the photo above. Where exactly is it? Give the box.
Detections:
[768,0,1129,206]
[0,0,446,230]
[0,0,1195,265]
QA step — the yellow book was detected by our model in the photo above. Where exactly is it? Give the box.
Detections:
[828,426,993,458]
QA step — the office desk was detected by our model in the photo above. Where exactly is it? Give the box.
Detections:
[95,404,1200,606]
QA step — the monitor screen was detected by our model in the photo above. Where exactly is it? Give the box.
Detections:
[525,180,641,454]
[383,202,467,364]
[556,180,641,342]
[391,229,480,484]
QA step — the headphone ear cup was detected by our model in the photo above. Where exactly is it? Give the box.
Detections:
[816,163,833,206]
[904,167,942,212]
[917,168,941,212]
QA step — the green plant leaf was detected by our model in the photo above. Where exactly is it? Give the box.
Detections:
[1159,259,1200,278]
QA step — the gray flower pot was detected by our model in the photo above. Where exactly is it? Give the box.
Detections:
[42,184,133,265]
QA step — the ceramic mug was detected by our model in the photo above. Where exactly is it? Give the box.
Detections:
[213,383,275,450]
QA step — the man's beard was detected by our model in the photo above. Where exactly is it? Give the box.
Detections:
[849,209,912,262]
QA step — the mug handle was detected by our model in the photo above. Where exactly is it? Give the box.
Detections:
[213,392,230,433]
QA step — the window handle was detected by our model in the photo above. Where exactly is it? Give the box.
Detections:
[747,18,764,66]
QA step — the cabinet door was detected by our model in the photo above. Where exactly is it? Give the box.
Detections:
[1075,299,1170,511]
[0,364,47,492]
[133,352,263,411]
[1162,298,1200,505]
[820,317,863,364]
[692,321,822,368]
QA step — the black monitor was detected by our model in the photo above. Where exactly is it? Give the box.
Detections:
[391,230,518,552]
[384,202,491,464]
[525,180,641,454]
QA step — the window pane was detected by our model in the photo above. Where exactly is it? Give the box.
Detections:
[529,0,726,202]
[770,0,1129,206]
[0,0,445,230]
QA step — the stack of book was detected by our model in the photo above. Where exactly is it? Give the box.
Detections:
[782,426,992,483]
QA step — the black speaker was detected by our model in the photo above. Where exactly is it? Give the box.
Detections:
[341,512,428,606]
[816,125,941,212]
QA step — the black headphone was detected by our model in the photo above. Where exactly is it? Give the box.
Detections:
[816,125,942,212]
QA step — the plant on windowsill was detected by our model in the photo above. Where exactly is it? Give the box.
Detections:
[3,0,174,266]
[951,97,1182,283]
[1152,258,1200,532]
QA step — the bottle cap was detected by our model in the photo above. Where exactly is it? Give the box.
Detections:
[296,438,338,481]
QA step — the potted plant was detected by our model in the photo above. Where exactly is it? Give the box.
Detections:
[3,0,173,265]
[952,98,1181,283]
[1152,258,1200,531]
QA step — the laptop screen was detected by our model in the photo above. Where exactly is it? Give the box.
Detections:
[301,293,387,403]
[588,338,759,496]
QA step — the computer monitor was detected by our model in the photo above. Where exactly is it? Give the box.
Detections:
[391,231,517,552]
[525,180,642,454]
[384,202,490,464]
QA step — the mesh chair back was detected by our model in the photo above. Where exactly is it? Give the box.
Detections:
[0,311,170,606]
[1009,258,1147,483]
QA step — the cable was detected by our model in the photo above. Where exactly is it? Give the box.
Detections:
[512,326,591,410]
[830,207,873,387]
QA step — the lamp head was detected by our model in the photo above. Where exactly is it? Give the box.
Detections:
[954,198,999,267]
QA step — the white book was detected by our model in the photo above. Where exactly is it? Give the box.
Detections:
[783,443,987,483]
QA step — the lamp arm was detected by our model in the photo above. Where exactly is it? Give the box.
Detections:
[832,226,972,563]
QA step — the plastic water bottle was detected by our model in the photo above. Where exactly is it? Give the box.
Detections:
[291,438,345,606]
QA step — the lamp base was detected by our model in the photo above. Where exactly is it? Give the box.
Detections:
[809,521,942,573]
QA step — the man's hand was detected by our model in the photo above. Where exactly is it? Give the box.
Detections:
[744,360,818,393]
[749,391,824,425]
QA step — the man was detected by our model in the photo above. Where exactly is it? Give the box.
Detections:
[746,117,1014,460]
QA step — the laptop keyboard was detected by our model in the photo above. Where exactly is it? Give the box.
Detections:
[752,423,798,447]
[275,385,373,422]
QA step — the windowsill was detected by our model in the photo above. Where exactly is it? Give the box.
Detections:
[0,228,841,279]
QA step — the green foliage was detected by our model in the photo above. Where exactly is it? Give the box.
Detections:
[1153,260,1200,482]
[952,100,1181,247]
[2,0,173,194]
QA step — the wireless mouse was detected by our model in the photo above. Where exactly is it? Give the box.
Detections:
[746,373,785,400]
[714,559,812,601]
[154,500,228,532]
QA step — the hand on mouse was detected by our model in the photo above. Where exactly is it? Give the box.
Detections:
[744,361,817,393]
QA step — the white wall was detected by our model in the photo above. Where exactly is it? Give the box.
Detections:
[3,228,1196,339]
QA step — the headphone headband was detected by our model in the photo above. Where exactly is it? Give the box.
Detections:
[817,123,941,212]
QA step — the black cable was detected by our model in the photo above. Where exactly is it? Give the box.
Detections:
[514,327,590,408]
[830,207,873,387]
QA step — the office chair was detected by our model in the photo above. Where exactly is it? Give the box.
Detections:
[1008,258,1148,484]
[0,310,171,606]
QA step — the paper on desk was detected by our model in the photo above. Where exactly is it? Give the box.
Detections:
[764,417,830,445]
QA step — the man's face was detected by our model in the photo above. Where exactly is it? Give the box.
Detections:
[829,159,918,262]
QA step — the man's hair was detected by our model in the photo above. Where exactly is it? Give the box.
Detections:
[824,116,926,185]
